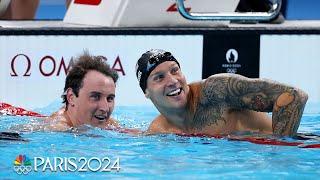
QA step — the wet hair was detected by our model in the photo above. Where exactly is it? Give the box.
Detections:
[62,52,118,108]
[135,49,180,93]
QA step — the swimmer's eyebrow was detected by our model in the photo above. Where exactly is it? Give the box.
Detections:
[150,63,178,78]
[89,91,102,95]
[108,94,115,98]
[89,91,115,97]
[89,91,102,97]
[149,71,164,78]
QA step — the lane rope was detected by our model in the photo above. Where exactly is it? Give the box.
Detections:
[0,102,45,117]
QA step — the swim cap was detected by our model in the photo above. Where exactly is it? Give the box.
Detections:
[135,49,180,93]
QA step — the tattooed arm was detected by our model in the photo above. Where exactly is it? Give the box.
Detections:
[202,73,308,136]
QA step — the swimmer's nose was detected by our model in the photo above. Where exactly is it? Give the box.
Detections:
[167,74,179,87]
[99,99,111,113]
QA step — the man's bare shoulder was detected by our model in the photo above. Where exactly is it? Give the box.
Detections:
[145,115,169,135]
[200,73,251,104]
[105,117,121,129]
[206,73,246,80]
[189,74,245,131]
[188,81,203,94]
[48,108,64,119]
[203,73,249,89]
[45,108,72,131]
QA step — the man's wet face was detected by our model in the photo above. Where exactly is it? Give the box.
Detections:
[146,61,189,110]
[72,70,116,126]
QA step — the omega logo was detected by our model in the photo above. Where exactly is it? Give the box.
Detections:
[10,54,125,77]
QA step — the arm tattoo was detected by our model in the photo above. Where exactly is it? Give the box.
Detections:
[226,76,284,111]
[189,77,228,130]
[272,89,308,136]
[201,74,277,111]
[198,73,308,136]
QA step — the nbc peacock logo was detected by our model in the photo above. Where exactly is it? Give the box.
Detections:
[13,154,32,175]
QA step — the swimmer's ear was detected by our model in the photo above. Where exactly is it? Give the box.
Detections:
[66,88,76,106]
[145,89,150,99]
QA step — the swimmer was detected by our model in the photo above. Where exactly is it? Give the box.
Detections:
[48,52,120,131]
[136,49,308,137]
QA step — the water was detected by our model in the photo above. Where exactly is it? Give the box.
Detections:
[1,105,320,179]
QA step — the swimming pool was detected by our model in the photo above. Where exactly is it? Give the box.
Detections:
[1,105,320,179]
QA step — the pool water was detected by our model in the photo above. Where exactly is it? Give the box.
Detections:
[1,105,320,179]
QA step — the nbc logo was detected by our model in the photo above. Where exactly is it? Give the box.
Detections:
[13,155,32,175]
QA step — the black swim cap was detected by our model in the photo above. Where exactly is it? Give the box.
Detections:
[135,49,180,93]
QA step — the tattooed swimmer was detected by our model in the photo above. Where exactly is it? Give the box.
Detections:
[135,49,308,137]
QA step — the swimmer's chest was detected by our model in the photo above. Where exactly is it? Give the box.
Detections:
[191,107,242,135]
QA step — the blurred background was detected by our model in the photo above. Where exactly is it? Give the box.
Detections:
[34,0,320,20]
[36,0,67,19]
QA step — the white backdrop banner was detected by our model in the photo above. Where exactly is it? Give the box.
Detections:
[0,35,203,109]
[260,35,320,113]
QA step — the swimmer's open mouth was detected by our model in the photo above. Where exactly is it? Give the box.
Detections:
[167,88,182,96]
[94,115,106,121]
